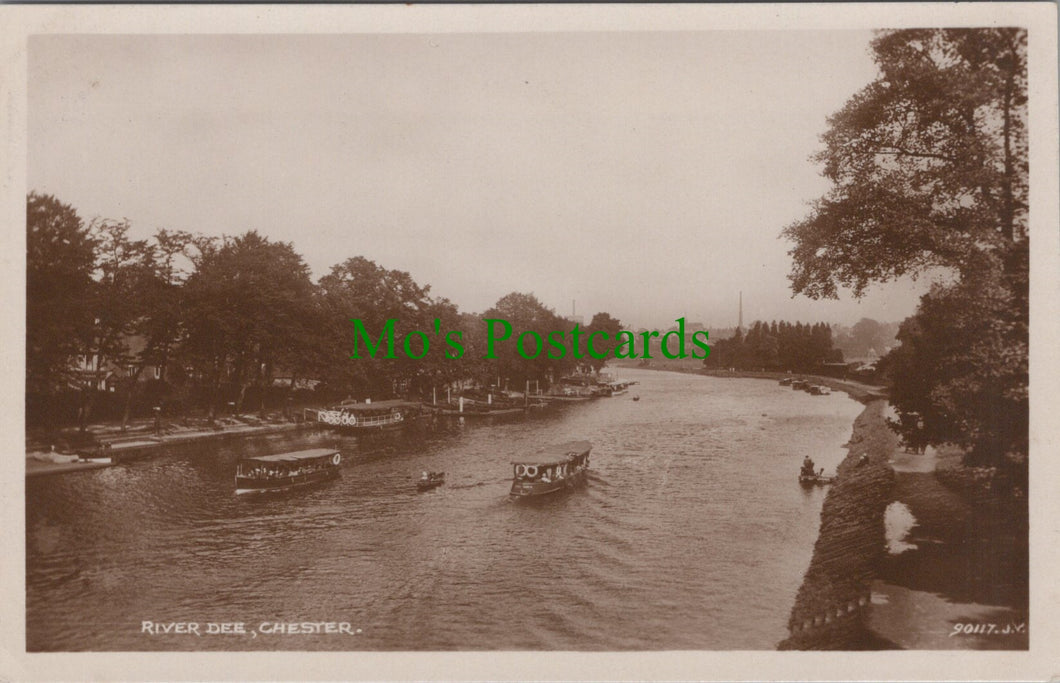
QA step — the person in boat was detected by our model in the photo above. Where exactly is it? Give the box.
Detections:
[801,456,816,477]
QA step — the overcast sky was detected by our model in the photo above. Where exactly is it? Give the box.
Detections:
[29,31,932,330]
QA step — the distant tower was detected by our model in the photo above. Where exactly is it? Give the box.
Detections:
[565,299,584,326]
[738,291,743,331]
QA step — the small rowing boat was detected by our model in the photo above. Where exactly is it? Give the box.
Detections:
[416,471,445,491]
[798,469,835,486]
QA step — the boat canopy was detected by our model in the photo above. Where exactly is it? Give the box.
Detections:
[512,440,592,465]
[242,448,338,463]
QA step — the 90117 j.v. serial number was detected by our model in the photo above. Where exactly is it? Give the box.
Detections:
[949,622,1026,637]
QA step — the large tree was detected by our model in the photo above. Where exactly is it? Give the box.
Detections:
[584,312,624,372]
[881,250,1028,463]
[73,218,155,431]
[181,231,315,420]
[317,256,437,398]
[26,193,97,397]
[115,228,196,429]
[784,29,1028,464]
[481,292,575,387]
[785,29,1027,298]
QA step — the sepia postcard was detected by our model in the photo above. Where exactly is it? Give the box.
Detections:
[2,3,1058,681]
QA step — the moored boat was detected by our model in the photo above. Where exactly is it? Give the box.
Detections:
[430,401,527,417]
[509,440,592,498]
[235,448,341,495]
[560,373,630,397]
[312,400,418,431]
[779,377,794,386]
[79,456,114,464]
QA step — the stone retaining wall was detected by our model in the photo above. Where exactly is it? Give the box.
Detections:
[777,399,897,650]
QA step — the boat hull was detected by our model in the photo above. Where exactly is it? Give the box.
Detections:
[509,468,587,498]
[311,403,419,431]
[798,474,834,486]
[235,468,340,495]
[433,407,526,417]
[328,421,405,432]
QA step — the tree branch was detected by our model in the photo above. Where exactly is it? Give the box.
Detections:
[874,147,958,163]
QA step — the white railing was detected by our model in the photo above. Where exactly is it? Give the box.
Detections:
[312,409,404,428]
[351,414,401,427]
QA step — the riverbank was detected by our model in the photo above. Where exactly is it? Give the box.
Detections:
[699,368,887,403]
[610,358,888,403]
[867,441,1028,649]
[777,399,897,649]
[26,416,322,478]
[775,398,1028,650]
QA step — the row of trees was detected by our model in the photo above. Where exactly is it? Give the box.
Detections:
[704,321,843,371]
[27,193,619,431]
[785,28,1028,467]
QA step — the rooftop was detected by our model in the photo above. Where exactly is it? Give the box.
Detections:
[512,440,592,465]
[243,448,338,463]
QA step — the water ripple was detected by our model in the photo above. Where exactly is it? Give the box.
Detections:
[27,369,861,651]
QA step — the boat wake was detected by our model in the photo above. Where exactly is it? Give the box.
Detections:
[448,478,508,490]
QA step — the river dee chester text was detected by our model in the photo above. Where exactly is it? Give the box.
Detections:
[141,621,359,636]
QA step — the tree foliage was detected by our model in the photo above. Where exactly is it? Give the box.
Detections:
[785,29,1028,465]
[585,312,624,371]
[26,194,667,426]
[113,228,195,429]
[481,292,576,387]
[704,321,841,371]
[784,28,1027,298]
[318,256,438,397]
[881,247,1028,463]
[182,231,315,417]
[26,193,97,394]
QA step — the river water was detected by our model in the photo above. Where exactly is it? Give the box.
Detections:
[26,369,862,651]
